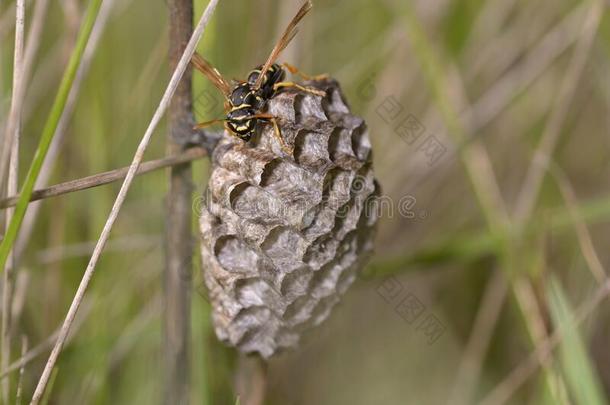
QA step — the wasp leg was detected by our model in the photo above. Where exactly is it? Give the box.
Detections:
[281,62,330,82]
[273,81,326,97]
[270,117,293,154]
[251,113,293,154]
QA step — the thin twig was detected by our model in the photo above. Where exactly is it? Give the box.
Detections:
[14,0,123,262]
[479,278,610,405]
[15,335,27,405]
[383,3,586,195]
[235,354,267,405]
[1,1,25,401]
[0,1,32,47]
[35,234,159,265]
[0,147,207,209]
[396,6,582,405]
[399,0,510,233]
[0,0,106,281]
[164,0,195,402]
[2,4,64,387]
[490,6,604,403]
[1,2,50,397]
[29,0,221,402]
[109,294,161,369]
[0,332,55,380]
[513,0,602,223]
[9,270,28,333]
[491,8,605,400]
[0,0,26,194]
[21,0,50,91]
[512,276,568,402]
[447,269,508,405]
[0,299,92,380]
[470,2,587,132]
[549,164,606,283]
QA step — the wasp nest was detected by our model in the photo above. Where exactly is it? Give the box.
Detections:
[199,78,380,358]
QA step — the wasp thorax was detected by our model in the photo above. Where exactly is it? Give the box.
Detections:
[200,78,379,358]
[229,82,257,107]
[247,64,285,96]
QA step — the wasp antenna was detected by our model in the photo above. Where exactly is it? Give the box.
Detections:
[253,0,314,90]
[193,118,226,130]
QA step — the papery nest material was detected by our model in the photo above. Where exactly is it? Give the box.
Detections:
[200,78,380,358]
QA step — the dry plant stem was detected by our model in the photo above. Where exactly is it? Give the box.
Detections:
[447,269,508,405]
[0,147,207,209]
[483,6,602,402]
[512,276,566,400]
[399,1,510,233]
[2,1,49,397]
[0,2,18,39]
[1,1,24,402]
[15,335,26,405]
[20,0,50,93]
[513,0,602,224]
[109,294,161,369]
[36,235,158,265]
[1,335,51,381]
[384,3,585,194]
[398,6,564,405]
[448,4,601,402]
[0,298,92,380]
[164,0,194,403]
[235,355,267,405]
[549,165,606,282]
[29,0,221,402]
[1,136,17,405]
[466,0,517,51]
[0,0,25,193]
[480,278,610,405]
[14,0,117,262]
[8,272,28,331]
[470,3,586,132]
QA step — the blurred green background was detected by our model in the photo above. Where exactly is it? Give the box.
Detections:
[1,0,609,403]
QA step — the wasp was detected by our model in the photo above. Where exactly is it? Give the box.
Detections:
[191,0,327,153]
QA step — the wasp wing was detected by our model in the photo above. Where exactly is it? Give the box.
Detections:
[253,0,312,90]
[191,52,232,97]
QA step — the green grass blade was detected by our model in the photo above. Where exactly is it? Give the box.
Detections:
[0,0,104,271]
[548,277,607,405]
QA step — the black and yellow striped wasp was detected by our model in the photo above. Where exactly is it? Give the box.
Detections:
[191,0,327,152]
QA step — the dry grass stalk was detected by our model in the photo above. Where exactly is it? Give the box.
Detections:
[549,164,606,283]
[480,278,610,405]
[235,354,267,405]
[513,0,603,224]
[164,0,196,402]
[1,0,25,401]
[447,269,508,405]
[29,0,221,402]
[15,335,26,405]
[0,147,207,209]
[13,0,117,263]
